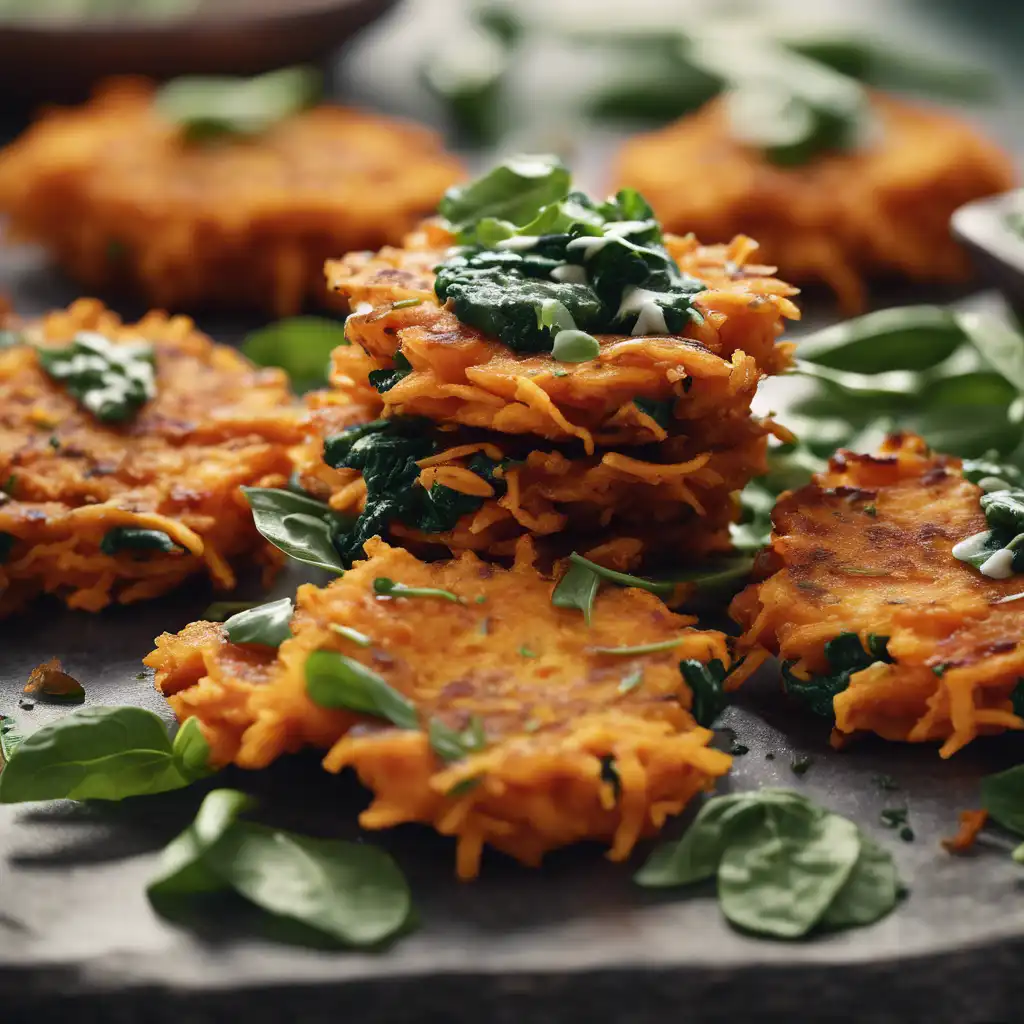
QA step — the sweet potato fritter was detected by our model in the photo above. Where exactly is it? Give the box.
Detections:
[615,94,1015,314]
[326,224,798,453]
[291,412,773,570]
[731,434,1024,757]
[0,78,463,315]
[0,299,301,616]
[147,538,733,878]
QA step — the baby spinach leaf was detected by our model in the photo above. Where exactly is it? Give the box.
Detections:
[0,706,205,803]
[171,718,212,781]
[155,66,322,142]
[304,650,418,729]
[149,788,252,897]
[680,658,729,727]
[551,560,602,625]
[956,310,1024,394]
[566,553,674,596]
[241,317,347,391]
[980,764,1024,840]
[36,332,156,423]
[100,527,180,556]
[223,598,294,648]
[428,715,488,763]
[148,789,414,947]
[372,577,463,603]
[241,487,351,574]
[438,155,571,239]
[368,351,413,394]
[636,789,900,938]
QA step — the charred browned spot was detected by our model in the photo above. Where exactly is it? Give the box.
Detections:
[983,640,1018,655]
[918,523,952,542]
[921,467,949,486]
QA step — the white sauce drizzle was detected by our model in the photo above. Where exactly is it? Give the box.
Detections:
[551,264,588,285]
[980,549,1016,579]
[617,286,669,336]
[951,531,993,561]
[495,235,540,251]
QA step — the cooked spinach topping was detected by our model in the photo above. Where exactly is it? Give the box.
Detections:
[321,418,502,565]
[368,351,414,394]
[633,397,674,429]
[373,577,464,603]
[304,650,418,729]
[782,632,891,719]
[148,788,413,949]
[154,66,322,142]
[100,527,180,556]
[0,707,210,803]
[223,598,293,649]
[680,658,729,728]
[36,332,156,423]
[636,788,902,938]
[953,488,1024,579]
[428,716,487,763]
[434,159,705,354]
[241,316,347,391]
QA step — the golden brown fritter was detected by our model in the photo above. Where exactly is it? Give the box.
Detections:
[0,299,302,616]
[615,94,1015,314]
[730,433,1024,756]
[326,226,798,453]
[0,78,464,316]
[291,411,774,571]
[147,538,733,878]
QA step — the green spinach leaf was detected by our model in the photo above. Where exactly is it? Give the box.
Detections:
[223,597,294,648]
[368,351,414,393]
[241,487,351,574]
[100,528,180,556]
[783,632,890,719]
[241,317,347,391]
[37,332,156,423]
[0,706,209,803]
[428,715,488,763]
[551,560,602,624]
[304,650,418,729]
[680,658,729,727]
[154,66,322,141]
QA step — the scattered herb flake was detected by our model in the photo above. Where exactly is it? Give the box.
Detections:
[730,742,750,756]
[373,577,464,604]
[329,624,373,648]
[519,645,538,658]
[591,638,682,656]
[790,755,813,776]
[618,668,644,694]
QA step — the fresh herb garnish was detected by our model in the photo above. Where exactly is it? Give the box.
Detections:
[373,577,464,604]
[304,650,418,729]
[368,351,414,394]
[148,788,413,948]
[590,638,682,656]
[241,317,347,391]
[428,716,488,763]
[636,788,901,938]
[100,528,180,556]
[36,332,156,423]
[565,553,674,595]
[154,66,322,142]
[329,624,373,648]
[618,668,644,694]
[241,487,352,574]
[980,765,1024,862]
[680,658,729,727]
[551,559,602,624]
[433,161,705,354]
[518,645,538,658]
[0,707,210,803]
[223,598,293,648]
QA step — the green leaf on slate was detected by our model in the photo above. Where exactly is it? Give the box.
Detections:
[223,597,294,648]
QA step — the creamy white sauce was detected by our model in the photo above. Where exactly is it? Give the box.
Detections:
[495,235,540,251]
[617,286,669,336]
[980,548,1016,579]
[551,264,588,285]
[952,531,993,561]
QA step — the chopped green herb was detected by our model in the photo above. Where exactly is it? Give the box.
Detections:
[36,332,156,423]
[790,755,813,776]
[368,351,414,394]
[680,658,729,727]
[730,742,750,756]
[135,672,147,681]
[591,638,682,656]
[899,826,915,843]
[474,595,488,604]
[100,527,180,556]
[48,434,60,450]
[447,776,483,798]
[392,298,423,310]
[618,668,644,694]
[428,715,488,763]
[551,367,570,377]
[783,632,890,719]
[329,624,373,648]
[373,576,464,604]
[519,645,538,658]
[304,650,418,729]
[551,559,602,624]
[932,663,949,677]
[863,504,877,516]
[880,807,909,829]
[523,718,542,733]
[566,552,673,596]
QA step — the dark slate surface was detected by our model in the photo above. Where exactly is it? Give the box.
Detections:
[3,2,1024,1021]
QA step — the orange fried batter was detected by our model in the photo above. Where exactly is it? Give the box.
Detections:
[0,78,463,315]
[731,434,1024,757]
[615,94,1015,314]
[0,299,301,616]
[147,538,732,878]
[326,225,798,453]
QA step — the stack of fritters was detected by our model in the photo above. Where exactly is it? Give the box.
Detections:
[0,299,301,616]
[731,434,1024,757]
[148,538,733,878]
[292,194,798,573]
